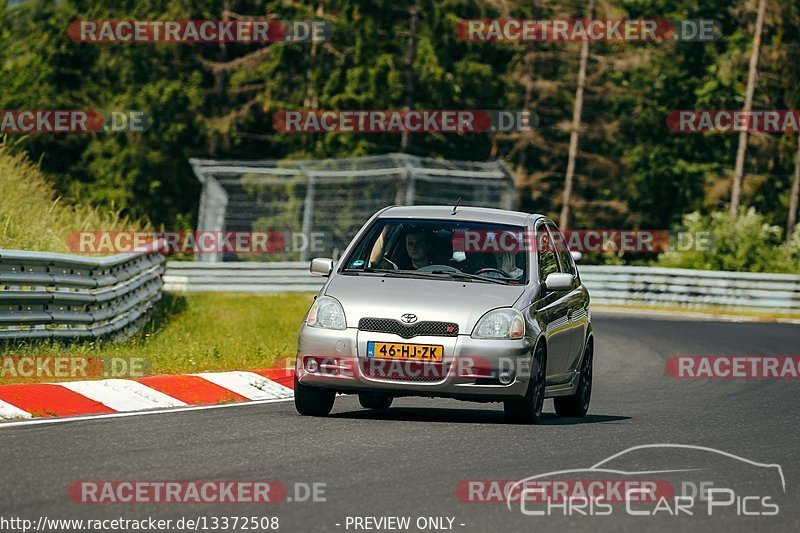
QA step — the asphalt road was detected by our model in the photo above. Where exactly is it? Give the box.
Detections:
[2,312,799,532]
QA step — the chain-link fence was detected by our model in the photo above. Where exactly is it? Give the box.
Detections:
[190,153,515,262]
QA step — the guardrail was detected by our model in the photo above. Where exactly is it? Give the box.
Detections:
[579,265,800,310]
[0,247,166,341]
[163,261,800,311]
[163,261,324,292]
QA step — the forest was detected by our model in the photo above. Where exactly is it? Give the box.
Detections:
[1,0,798,271]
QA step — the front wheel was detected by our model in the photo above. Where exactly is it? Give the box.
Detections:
[554,340,593,417]
[294,377,335,416]
[358,393,393,409]
[504,344,547,424]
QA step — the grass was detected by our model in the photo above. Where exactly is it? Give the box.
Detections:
[0,292,314,384]
[0,142,144,252]
[0,143,313,384]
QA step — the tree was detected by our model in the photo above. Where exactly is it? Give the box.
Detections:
[788,134,800,242]
[400,0,419,153]
[559,0,594,229]
[730,0,767,218]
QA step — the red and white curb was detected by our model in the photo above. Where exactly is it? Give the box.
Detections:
[0,369,294,422]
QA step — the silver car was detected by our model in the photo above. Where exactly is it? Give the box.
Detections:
[294,205,593,424]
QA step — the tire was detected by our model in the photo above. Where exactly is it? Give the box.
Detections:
[358,393,393,409]
[294,377,335,416]
[504,344,547,424]
[554,340,593,417]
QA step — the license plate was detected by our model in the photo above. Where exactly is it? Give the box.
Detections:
[366,341,444,361]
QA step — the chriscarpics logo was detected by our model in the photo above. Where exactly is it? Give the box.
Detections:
[504,444,784,518]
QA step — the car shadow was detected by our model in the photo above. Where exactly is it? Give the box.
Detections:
[330,407,630,425]
[537,413,631,425]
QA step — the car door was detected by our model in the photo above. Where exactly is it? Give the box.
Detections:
[549,223,589,375]
[533,221,573,384]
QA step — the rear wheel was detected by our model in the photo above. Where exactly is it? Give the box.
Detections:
[554,340,593,417]
[504,344,546,424]
[294,377,335,416]
[358,393,393,409]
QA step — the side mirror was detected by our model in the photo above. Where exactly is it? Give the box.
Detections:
[310,258,334,277]
[570,250,582,262]
[543,272,573,291]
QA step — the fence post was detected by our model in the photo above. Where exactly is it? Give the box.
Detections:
[497,160,516,210]
[299,164,315,262]
[405,159,416,205]
[191,159,228,263]
[392,153,416,205]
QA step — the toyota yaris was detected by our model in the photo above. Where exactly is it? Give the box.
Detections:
[294,205,593,424]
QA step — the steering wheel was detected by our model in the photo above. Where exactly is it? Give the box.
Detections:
[475,267,510,277]
[381,257,399,270]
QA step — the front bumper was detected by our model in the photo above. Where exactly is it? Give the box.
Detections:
[296,325,535,400]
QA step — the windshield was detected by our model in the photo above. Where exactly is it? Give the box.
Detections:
[341,218,528,284]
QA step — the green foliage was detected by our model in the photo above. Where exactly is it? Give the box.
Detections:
[658,209,800,273]
[0,0,797,271]
[0,141,144,252]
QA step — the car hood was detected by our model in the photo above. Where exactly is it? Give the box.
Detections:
[325,274,526,333]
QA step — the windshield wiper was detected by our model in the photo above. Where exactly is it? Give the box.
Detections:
[342,267,387,274]
[342,268,441,278]
[429,270,513,285]
[344,268,515,285]
[381,269,453,279]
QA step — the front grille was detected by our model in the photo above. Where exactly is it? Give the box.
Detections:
[361,360,449,382]
[358,318,459,339]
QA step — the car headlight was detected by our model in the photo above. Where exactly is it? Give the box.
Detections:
[306,296,347,330]
[472,308,525,339]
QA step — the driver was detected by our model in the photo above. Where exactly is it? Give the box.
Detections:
[405,229,434,269]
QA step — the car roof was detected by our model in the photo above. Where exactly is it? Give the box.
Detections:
[378,205,543,226]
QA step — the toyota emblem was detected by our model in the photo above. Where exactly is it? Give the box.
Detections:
[400,313,418,324]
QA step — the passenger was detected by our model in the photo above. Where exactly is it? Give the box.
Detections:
[493,251,524,279]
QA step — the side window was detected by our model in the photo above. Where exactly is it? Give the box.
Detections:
[549,224,576,276]
[536,223,559,280]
